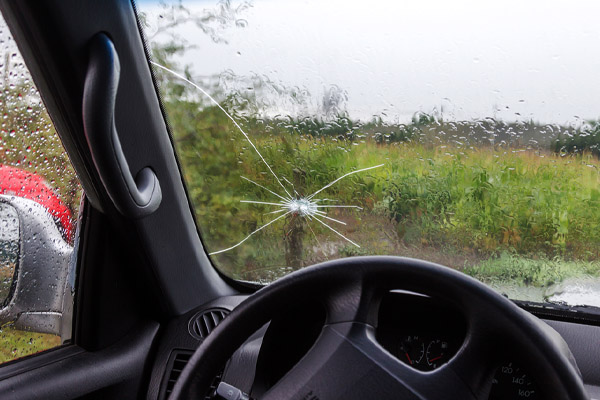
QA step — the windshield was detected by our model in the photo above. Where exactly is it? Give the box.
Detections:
[136,0,600,307]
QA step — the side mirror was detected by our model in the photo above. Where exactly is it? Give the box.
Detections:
[0,194,74,337]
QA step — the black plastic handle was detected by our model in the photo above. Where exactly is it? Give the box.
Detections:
[82,33,161,218]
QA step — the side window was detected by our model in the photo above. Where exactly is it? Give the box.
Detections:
[0,14,82,363]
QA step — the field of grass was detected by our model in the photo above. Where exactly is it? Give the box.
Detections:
[164,105,600,287]
[0,325,61,364]
[3,120,599,364]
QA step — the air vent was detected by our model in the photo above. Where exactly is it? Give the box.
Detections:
[160,350,223,400]
[188,308,229,340]
[161,350,192,400]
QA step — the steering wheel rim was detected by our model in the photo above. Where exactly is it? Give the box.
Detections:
[170,256,588,399]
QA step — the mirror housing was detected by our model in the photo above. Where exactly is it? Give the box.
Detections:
[0,194,74,337]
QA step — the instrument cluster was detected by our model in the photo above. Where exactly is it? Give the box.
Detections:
[376,291,539,399]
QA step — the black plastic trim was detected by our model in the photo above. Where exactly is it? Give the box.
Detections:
[83,32,162,218]
[130,0,261,294]
[0,345,82,381]
[0,321,159,400]
[146,296,247,400]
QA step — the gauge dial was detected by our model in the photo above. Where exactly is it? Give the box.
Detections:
[489,362,539,400]
[398,335,425,369]
[425,339,449,369]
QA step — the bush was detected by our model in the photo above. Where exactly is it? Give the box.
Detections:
[554,121,600,157]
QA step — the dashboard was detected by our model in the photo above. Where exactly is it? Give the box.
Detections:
[146,293,600,400]
[376,291,538,399]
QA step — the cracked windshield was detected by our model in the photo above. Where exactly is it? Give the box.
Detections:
[137,0,600,307]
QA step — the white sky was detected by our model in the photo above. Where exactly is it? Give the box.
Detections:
[140,0,600,124]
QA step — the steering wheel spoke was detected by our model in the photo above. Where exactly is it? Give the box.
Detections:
[261,322,423,400]
[339,321,482,400]
[322,278,382,326]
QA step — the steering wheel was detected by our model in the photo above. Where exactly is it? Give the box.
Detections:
[170,256,588,399]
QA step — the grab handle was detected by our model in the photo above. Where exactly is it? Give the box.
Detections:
[83,33,161,218]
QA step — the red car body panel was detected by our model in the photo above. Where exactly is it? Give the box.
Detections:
[0,164,73,242]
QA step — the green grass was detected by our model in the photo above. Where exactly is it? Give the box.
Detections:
[380,144,600,257]
[161,104,600,286]
[0,325,61,364]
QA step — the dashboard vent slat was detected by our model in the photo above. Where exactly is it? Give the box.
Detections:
[189,308,230,340]
[161,349,224,400]
[161,350,192,400]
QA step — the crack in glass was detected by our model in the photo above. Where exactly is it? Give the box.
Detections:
[151,62,383,255]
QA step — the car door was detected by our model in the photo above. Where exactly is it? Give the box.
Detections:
[0,1,237,399]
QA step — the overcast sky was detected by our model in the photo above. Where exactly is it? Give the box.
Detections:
[139,0,600,125]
